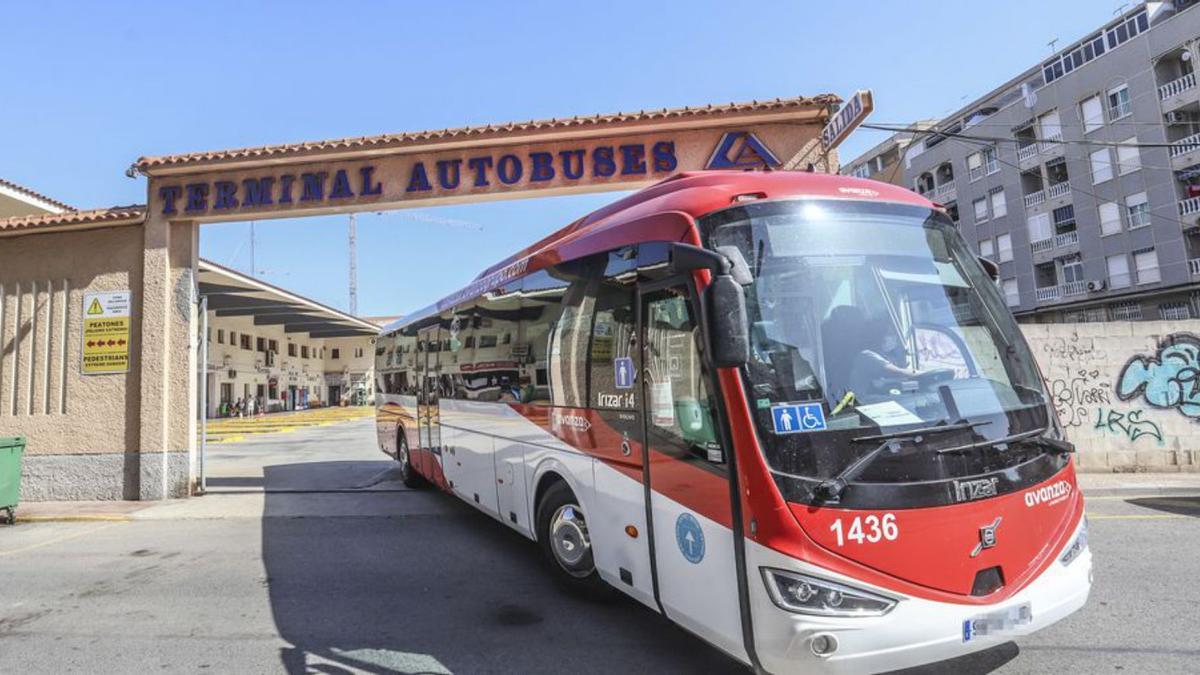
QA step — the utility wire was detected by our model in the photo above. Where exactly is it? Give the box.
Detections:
[862,122,1192,151]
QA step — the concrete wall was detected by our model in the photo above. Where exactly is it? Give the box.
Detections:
[1023,320,1200,471]
[0,223,192,499]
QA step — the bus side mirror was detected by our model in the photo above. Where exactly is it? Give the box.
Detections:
[668,243,749,368]
[708,275,750,368]
[978,256,1000,281]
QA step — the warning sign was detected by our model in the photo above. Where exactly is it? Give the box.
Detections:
[81,291,132,375]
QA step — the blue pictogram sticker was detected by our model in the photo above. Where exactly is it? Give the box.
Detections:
[675,513,705,564]
[770,403,827,434]
[614,356,635,389]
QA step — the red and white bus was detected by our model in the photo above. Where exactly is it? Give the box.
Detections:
[375,171,1091,673]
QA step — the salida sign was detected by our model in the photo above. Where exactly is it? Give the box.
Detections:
[154,131,788,218]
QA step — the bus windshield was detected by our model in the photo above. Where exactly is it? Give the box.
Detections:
[702,199,1064,503]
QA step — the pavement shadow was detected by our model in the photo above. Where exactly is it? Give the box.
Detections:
[260,461,743,674]
[1125,496,1200,517]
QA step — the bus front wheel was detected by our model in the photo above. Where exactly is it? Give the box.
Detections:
[396,432,425,489]
[536,481,610,598]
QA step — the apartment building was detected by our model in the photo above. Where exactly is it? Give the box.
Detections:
[905,1,1200,322]
[841,120,937,186]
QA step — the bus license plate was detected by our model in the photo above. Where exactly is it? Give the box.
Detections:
[962,603,1032,642]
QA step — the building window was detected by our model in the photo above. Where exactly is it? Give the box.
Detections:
[980,238,995,258]
[1098,201,1122,236]
[1110,301,1143,321]
[1028,212,1052,244]
[1038,110,1063,141]
[1080,95,1104,133]
[1159,301,1191,320]
[217,329,225,344]
[1115,139,1140,175]
[331,348,340,360]
[967,152,983,181]
[301,345,309,359]
[990,188,1007,218]
[850,164,871,179]
[1107,85,1131,121]
[288,343,297,357]
[983,146,999,175]
[1125,192,1150,228]
[229,331,237,345]
[268,339,278,353]
[973,197,989,223]
[1053,204,1076,230]
[1061,255,1085,284]
[1133,248,1160,284]
[1107,254,1131,289]
[1089,148,1113,184]
[240,334,252,350]
[1002,278,1019,307]
[997,233,1013,262]
[256,337,266,352]
[354,347,364,358]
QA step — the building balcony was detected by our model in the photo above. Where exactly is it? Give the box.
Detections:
[968,166,984,182]
[1017,143,1040,168]
[1190,258,1200,276]
[1023,190,1046,209]
[1031,238,1054,254]
[1055,230,1079,248]
[1062,280,1088,297]
[1170,133,1200,169]
[1035,286,1060,302]
[1180,195,1200,217]
[1047,182,1071,200]
[933,181,957,202]
[1160,72,1198,109]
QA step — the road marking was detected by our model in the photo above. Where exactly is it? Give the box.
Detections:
[0,522,123,558]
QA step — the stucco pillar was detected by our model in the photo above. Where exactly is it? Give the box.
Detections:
[137,213,195,499]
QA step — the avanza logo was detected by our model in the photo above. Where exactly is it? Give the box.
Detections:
[1024,481,1072,507]
[551,410,592,434]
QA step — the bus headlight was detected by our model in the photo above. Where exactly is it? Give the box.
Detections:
[761,568,897,617]
[1059,516,1088,567]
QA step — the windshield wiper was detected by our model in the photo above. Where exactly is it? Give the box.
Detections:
[935,425,1075,456]
[814,420,991,502]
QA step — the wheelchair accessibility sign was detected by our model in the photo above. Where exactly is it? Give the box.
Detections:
[770,403,826,434]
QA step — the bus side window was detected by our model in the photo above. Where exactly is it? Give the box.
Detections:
[644,287,725,466]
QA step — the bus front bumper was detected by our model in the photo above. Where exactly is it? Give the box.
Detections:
[747,540,1092,675]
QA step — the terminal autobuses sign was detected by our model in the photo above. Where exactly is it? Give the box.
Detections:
[81,291,132,375]
[151,123,819,220]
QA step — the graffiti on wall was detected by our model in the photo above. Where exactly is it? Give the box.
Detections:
[1047,369,1111,428]
[1042,334,1107,363]
[1093,407,1163,445]
[1117,333,1200,419]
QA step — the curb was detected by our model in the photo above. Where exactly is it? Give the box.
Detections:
[15,514,133,523]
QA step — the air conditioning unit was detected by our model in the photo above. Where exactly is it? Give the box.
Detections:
[1166,111,1192,125]
[1087,279,1106,292]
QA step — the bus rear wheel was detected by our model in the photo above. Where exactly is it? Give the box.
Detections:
[396,432,425,489]
[536,481,610,598]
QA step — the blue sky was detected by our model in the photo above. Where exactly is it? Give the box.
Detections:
[2,0,1120,317]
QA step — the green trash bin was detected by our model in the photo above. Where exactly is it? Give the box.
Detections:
[0,436,25,525]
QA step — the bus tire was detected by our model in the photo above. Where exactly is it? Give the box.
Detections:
[397,431,425,489]
[536,481,611,599]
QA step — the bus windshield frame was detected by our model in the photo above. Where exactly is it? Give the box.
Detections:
[699,198,1069,509]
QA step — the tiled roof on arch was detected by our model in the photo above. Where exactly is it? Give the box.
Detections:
[134,95,838,172]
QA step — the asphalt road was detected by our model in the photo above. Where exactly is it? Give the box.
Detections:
[1,419,1197,674]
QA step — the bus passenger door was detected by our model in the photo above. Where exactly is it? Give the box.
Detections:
[639,280,746,661]
[416,325,442,481]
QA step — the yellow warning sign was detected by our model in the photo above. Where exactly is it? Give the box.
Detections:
[82,291,132,375]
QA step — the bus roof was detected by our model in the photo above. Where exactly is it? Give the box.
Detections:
[380,171,934,335]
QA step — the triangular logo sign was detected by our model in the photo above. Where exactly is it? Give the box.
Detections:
[706,132,782,170]
[87,299,104,315]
